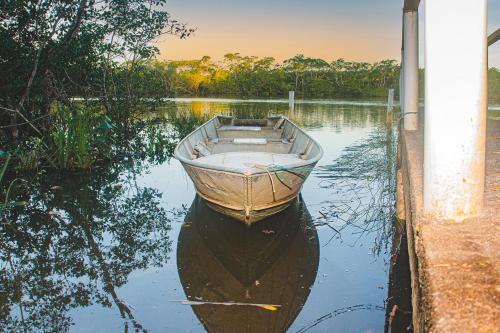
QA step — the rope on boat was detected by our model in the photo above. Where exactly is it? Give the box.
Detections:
[254,164,277,201]
[253,164,315,200]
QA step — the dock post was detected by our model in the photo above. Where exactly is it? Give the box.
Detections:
[423,0,487,219]
[402,9,419,131]
[288,91,295,110]
[387,88,395,125]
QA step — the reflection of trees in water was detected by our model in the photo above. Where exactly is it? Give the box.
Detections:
[287,104,387,130]
[315,124,397,255]
[0,119,197,332]
[0,175,171,332]
[160,101,388,131]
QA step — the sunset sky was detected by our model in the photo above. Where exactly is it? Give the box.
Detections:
[157,0,500,67]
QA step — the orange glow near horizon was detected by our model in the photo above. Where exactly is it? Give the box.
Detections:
[154,0,500,66]
[157,26,401,64]
[154,0,403,64]
[156,16,402,64]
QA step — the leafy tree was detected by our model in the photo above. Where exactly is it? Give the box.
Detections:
[136,55,402,99]
[0,0,193,140]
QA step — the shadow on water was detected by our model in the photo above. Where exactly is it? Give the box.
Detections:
[384,221,413,333]
[177,196,319,333]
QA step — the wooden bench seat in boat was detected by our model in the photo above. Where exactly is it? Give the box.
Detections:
[232,138,267,145]
[200,138,291,156]
[217,126,283,140]
[218,126,262,132]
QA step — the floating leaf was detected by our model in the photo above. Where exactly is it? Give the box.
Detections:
[172,300,281,310]
[259,305,278,311]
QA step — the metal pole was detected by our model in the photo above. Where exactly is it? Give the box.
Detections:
[423,0,488,219]
[402,9,419,131]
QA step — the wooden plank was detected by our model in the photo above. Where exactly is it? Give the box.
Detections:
[488,29,500,46]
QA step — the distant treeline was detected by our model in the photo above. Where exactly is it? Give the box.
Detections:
[127,54,500,101]
[130,54,401,99]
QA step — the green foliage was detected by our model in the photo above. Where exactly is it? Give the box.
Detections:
[0,0,193,145]
[489,68,500,103]
[1,0,194,170]
[50,105,100,169]
[127,54,402,99]
[125,56,500,101]
[14,137,46,171]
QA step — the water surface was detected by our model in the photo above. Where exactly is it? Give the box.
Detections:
[0,99,406,332]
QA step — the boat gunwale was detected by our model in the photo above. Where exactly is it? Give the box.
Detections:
[173,115,324,175]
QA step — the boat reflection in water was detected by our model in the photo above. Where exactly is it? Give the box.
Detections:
[177,195,319,333]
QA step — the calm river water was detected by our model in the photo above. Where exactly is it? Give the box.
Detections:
[0,99,411,332]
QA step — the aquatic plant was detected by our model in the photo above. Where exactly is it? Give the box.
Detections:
[14,137,46,171]
[50,106,100,169]
[315,124,398,255]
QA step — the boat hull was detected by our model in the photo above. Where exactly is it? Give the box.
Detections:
[181,162,317,225]
[174,115,323,225]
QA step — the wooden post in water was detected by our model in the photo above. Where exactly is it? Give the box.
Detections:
[387,88,395,125]
[289,91,295,112]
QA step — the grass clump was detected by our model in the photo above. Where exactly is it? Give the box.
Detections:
[15,137,46,171]
[49,104,113,170]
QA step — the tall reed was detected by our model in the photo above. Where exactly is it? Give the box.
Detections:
[51,105,97,169]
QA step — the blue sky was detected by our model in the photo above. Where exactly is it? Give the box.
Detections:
[157,0,500,67]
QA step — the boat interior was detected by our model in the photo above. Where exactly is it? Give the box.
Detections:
[175,115,321,172]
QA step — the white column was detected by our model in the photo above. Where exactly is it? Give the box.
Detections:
[402,10,419,131]
[424,0,488,219]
